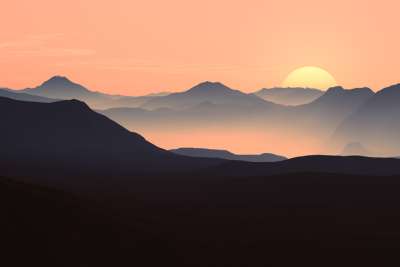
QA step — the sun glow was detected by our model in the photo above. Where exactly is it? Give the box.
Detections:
[283,66,337,90]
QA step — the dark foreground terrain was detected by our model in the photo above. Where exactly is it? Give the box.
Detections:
[3,172,400,267]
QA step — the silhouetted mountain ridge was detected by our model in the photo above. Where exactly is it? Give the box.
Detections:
[205,155,400,177]
[6,76,400,157]
[0,97,223,180]
[171,147,287,162]
[3,95,400,195]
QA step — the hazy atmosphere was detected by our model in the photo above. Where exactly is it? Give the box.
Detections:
[3,1,400,266]
[1,0,400,94]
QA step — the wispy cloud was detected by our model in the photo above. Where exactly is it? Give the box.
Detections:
[0,39,42,49]
[8,48,96,57]
[26,33,64,40]
[0,33,95,57]
[99,63,279,74]
[56,58,278,73]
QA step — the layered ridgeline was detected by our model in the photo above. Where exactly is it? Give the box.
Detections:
[290,86,374,128]
[101,85,376,156]
[4,82,400,267]
[332,84,400,156]
[3,96,400,185]
[0,87,57,102]
[100,82,286,156]
[281,86,375,143]
[4,75,400,156]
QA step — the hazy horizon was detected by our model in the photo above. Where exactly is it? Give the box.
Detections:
[2,0,400,95]
[3,74,400,158]
[2,74,399,97]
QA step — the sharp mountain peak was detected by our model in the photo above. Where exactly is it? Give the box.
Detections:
[187,81,235,93]
[41,75,77,86]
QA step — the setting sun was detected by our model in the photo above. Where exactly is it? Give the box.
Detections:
[283,66,337,90]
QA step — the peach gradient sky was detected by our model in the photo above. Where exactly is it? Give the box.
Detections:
[1,0,399,95]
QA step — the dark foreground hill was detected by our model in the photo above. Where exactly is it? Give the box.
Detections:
[204,155,400,177]
[3,172,400,267]
[0,97,222,182]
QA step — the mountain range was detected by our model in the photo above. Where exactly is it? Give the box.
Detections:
[3,75,400,157]
[4,95,400,267]
[100,84,378,156]
[3,96,400,183]
[5,88,400,265]
[141,81,275,110]
[6,77,278,109]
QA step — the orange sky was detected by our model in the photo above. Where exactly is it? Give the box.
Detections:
[1,0,399,95]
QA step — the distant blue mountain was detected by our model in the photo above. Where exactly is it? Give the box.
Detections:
[21,76,114,107]
[332,83,400,156]
[254,87,323,106]
[8,76,166,109]
[0,88,57,103]
[288,86,375,133]
[141,81,276,110]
